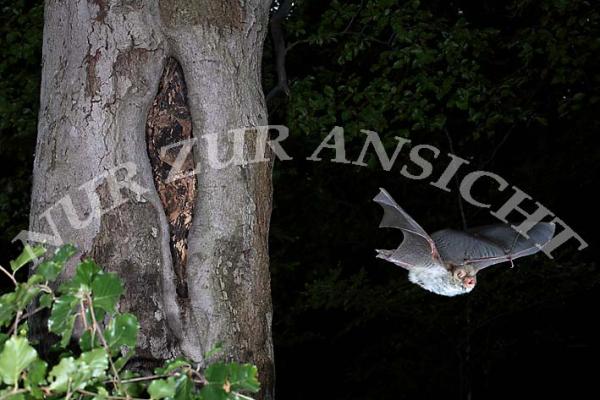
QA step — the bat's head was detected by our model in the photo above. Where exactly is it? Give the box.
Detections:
[451,266,477,291]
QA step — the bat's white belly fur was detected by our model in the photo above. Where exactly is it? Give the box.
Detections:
[408,267,471,297]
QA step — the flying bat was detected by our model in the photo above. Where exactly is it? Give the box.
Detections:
[374,188,555,296]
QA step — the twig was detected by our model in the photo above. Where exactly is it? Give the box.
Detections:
[479,111,535,169]
[18,305,46,323]
[85,293,123,392]
[38,283,53,293]
[287,30,389,53]
[479,122,518,169]
[80,298,89,331]
[10,310,22,337]
[285,39,309,53]
[76,389,146,400]
[341,0,364,34]
[0,264,17,286]
[232,393,256,400]
[0,388,28,400]
[444,128,468,230]
[479,82,541,169]
[189,367,207,381]
[104,374,168,385]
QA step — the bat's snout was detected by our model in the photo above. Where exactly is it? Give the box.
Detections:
[463,276,476,288]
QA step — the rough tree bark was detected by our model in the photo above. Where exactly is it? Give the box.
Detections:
[28,0,274,398]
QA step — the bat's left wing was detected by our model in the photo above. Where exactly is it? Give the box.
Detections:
[374,188,441,269]
[431,222,555,271]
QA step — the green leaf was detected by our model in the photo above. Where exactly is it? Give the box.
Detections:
[50,244,77,265]
[26,274,44,286]
[0,391,25,400]
[60,259,99,293]
[74,259,101,288]
[203,363,259,398]
[9,245,45,272]
[0,293,16,328]
[14,283,40,309]
[148,378,177,399]
[105,313,138,351]
[77,348,109,382]
[48,356,77,393]
[0,336,38,385]
[91,272,123,313]
[35,261,62,282]
[174,375,194,400]
[48,295,78,347]
[204,343,223,359]
[29,386,44,400]
[204,363,228,384]
[78,330,98,352]
[38,293,53,309]
[120,370,143,397]
[85,305,106,327]
[199,384,228,400]
[113,353,133,372]
[228,364,260,393]
[25,359,47,386]
[47,350,108,393]
[93,387,110,400]
[155,357,190,375]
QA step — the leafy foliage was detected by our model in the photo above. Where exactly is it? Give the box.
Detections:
[0,246,261,400]
[279,0,598,143]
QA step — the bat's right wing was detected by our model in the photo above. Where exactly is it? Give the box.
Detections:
[374,188,441,270]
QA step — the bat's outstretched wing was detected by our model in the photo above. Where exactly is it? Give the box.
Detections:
[374,188,440,269]
[431,222,555,271]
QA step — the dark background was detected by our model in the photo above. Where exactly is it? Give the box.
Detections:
[1,0,599,399]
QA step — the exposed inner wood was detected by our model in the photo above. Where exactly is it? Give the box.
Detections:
[146,58,197,299]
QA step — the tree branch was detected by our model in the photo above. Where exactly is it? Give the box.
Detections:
[85,293,123,392]
[266,0,293,104]
[0,264,17,286]
[444,128,468,230]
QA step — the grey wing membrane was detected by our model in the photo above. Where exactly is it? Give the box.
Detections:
[432,222,555,271]
[374,188,440,269]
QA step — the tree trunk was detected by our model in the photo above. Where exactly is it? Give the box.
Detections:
[29,0,274,397]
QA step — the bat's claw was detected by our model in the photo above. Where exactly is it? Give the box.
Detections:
[376,249,394,260]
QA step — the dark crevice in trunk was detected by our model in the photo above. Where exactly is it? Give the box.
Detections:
[146,57,197,300]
